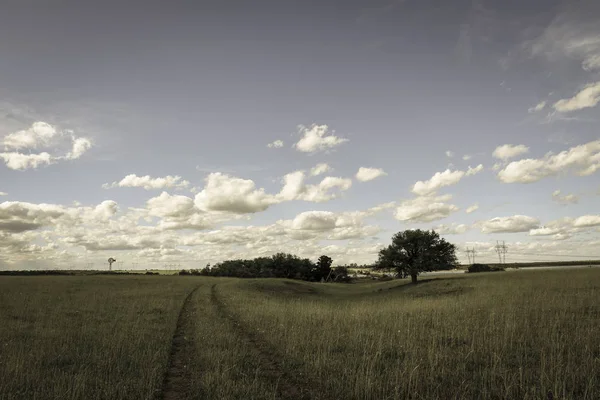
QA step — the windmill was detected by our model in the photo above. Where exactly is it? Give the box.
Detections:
[108,257,116,271]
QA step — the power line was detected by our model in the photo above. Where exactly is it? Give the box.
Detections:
[510,252,600,259]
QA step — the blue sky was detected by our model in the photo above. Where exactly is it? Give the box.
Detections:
[1,0,599,269]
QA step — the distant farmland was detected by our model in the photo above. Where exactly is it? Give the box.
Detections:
[1,269,599,399]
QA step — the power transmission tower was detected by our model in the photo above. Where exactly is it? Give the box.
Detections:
[466,248,476,264]
[495,241,508,263]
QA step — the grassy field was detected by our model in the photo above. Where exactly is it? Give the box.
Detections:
[0,269,599,399]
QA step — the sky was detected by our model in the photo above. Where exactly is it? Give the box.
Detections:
[1,0,600,270]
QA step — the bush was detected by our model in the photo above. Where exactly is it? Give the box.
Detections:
[468,263,505,273]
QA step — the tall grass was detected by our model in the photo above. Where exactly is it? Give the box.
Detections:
[0,276,199,400]
[1,269,598,399]
[217,269,600,399]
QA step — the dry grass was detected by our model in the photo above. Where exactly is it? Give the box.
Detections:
[0,268,598,399]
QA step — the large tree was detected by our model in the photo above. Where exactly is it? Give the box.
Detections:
[376,229,458,284]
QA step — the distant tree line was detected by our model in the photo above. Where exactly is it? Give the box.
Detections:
[192,253,351,282]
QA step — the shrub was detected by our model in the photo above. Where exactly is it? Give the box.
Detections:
[468,263,505,273]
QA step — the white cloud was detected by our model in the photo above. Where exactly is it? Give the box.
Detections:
[497,140,600,183]
[267,140,284,149]
[147,192,195,218]
[103,174,190,190]
[551,190,579,205]
[527,9,600,72]
[277,171,352,203]
[0,192,6,196]
[528,101,547,113]
[195,173,278,214]
[0,152,54,170]
[554,82,600,112]
[466,164,484,176]
[310,163,331,176]
[435,223,470,235]
[292,211,337,231]
[462,154,472,161]
[65,137,92,160]
[1,122,92,170]
[466,203,479,213]
[394,194,459,223]
[294,124,348,153]
[480,215,540,233]
[355,167,387,182]
[492,144,529,161]
[2,122,57,150]
[445,151,454,158]
[573,215,600,228]
[411,165,482,196]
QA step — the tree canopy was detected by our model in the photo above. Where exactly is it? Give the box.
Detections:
[375,229,458,283]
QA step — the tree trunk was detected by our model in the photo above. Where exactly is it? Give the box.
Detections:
[411,273,418,284]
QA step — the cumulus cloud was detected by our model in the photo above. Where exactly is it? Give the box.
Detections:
[529,215,600,238]
[573,215,600,228]
[103,174,190,190]
[462,155,472,161]
[278,171,352,203]
[0,201,65,233]
[1,122,92,170]
[528,101,547,113]
[479,215,540,233]
[394,194,459,223]
[355,167,387,182]
[466,203,479,213]
[267,140,284,149]
[292,211,338,231]
[492,144,529,161]
[0,152,54,170]
[195,173,278,214]
[497,140,600,183]
[551,190,578,205]
[310,163,331,176]
[411,165,483,196]
[65,137,93,160]
[294,124,348,153]
[435,223,470,235]
[289,210,381,241]
[554,82,600,112]
[0,192,6,196]
[147,192,195,218]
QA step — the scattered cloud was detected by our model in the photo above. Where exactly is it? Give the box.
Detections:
[412,165,483,196]
[551,190,578,205]
[526,6,600,72]
[310,163,331,176]
[553,82,600,112]
[466,203,479,214]
[1,122,92,170]
[497,140,600,183]
[394,194,459,223]
[355,167,387,182]
[267,140,284,149]
[195,173,278,214]
[462,154,472,161]
[479,215,540,233]
[103,174,190,190]
[492,144,529,161]
[528,101,547,113]
[294,124,348,153]
[435,223,470,235]
[278,171,352,203]
[446,151,454,158]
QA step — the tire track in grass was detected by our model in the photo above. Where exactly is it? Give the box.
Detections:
[210,284,315,400]
[158,284,202,400]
